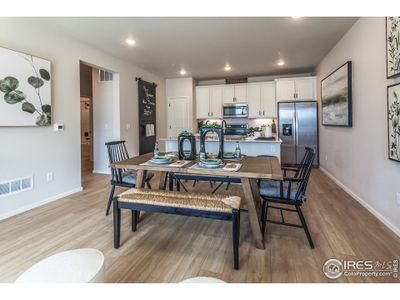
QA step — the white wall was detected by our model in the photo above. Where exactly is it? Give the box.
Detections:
[92,68,114,173]
[0,18,165,219]
[316,17,400,235]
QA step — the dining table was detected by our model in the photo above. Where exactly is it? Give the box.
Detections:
[111,153,283,249]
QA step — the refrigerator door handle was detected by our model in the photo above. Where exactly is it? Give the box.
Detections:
[295,111,299,145]
[293,111,297,145]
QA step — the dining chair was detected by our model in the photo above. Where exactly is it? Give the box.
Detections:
[259,148,316,248]
[105,141,154,216]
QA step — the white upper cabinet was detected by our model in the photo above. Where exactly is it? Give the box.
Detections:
[294,78,315,100]
[222,85,235,103]
[222,84,247,103]
[246,82,276,118]
[195,85,222,119]
[246,84,262,118]
[275,80,296,101]
[209,86,222,118]
[261,83,276,118]
[196,86,210,119]
[275,77,316,101]
[234,84,247,103]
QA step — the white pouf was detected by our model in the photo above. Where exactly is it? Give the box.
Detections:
[15,248,105,283]
[180,276,226,283]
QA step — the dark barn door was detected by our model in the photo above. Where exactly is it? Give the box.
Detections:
[138,79,157,155]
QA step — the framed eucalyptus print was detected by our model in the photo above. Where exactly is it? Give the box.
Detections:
[321,61,352,127]
[386,17,400,79]
[0,46,51,126]
[387,82,400,162]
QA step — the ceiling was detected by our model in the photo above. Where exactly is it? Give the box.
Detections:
[36,17,358,79]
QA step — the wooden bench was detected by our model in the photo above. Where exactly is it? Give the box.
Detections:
[113,188,241,269]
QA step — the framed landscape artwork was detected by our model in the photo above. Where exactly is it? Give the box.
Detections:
[321,61,352,127]
[0,46,51,126]
[387,82,400,162]
[386,17,400,79]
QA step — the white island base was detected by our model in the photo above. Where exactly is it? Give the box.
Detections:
[161,137,282,161]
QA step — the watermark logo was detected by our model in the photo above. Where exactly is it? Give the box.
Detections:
[323,258,344,279]
[323,258,399,279]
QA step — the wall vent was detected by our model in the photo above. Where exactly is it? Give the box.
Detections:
[0,176,33,198]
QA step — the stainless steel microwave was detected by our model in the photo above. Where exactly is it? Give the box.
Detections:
[222,103,248,118]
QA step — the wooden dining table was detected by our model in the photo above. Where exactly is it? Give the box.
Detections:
[111,153,283,249]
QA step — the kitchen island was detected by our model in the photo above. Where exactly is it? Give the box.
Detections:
[160,136,282,161]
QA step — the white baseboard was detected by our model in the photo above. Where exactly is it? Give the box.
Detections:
[320,167,400,238]
[93,169,110,175]
[0,186,83,221]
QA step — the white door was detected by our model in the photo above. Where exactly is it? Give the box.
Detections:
[246,84,261,118]
[168,97,189,138]
[295,78,315,100]
[209,86,223,118]
[222,85,235,103]
[276,80,296,101]
[234,84,247,103]
[261,83,277,117]
[196,86,210,119]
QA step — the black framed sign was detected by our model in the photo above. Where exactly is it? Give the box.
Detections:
[387,82,400,162]
[386,17,400,79]
[321,61,352,127]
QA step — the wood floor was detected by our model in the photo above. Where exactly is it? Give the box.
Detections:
[0,169,399,283]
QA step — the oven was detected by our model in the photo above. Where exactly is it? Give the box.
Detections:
[222,103,248,118]
[224,124,248,136]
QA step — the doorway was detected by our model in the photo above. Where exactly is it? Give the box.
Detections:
[80,63,94,175]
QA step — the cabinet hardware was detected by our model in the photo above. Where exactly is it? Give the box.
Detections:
[259,110,261,116]
[208,112,210,116]
[211,112,213,116]
[263,111,265,116]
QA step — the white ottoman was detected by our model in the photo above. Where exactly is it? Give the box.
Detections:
[15,248,105,283]
[180,276,226,283]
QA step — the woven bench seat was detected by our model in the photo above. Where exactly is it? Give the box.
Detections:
[113,188,241,269]
[118,188,241,213]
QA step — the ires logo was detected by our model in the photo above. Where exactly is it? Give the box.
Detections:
[323,259,398,279]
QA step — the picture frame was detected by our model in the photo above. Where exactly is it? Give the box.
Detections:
[0,45,52,127]
[386,17,400,79]
[387,82,400,162]
[321,61,352,127]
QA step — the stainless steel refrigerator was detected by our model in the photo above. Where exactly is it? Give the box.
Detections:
[278,101,319,166]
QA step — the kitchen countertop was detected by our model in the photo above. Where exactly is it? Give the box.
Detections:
[160,136,282,143]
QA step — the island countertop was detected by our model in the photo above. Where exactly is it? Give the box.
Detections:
[159,136,282,143]
[161,135,282,160]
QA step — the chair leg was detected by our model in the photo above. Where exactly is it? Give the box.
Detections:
[192,180,197,187]
[169,176,174,191]
[176,180,180,191]
[226,182,231,190]
[232,210,240,270]
[113,198,121,249]
[261,200,269,235]
[131,210,139,232]
[106,185,116,216]
[296,205,314,249]
[146,181,152,189]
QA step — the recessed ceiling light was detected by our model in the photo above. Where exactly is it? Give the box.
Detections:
[291,16,301,19]
[125,38,136,46]
[277,60,285,66]
[224,65,232,71]
[180,69,187,75]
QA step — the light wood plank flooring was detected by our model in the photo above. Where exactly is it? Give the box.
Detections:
[0,169,399,283]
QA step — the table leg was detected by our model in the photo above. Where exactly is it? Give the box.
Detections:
[159,171,168,190]
[241,178,265,249]
[135,169,147,188]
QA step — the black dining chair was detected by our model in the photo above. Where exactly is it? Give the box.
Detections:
[259,148,316,248]
[105,141,154,216]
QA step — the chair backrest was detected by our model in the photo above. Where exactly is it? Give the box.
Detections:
[292,147,313,179]
[105,141,129,183]
[294,148,316,202]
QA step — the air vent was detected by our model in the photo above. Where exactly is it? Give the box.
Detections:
[99,69,113,82]
[0,176,33,198]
